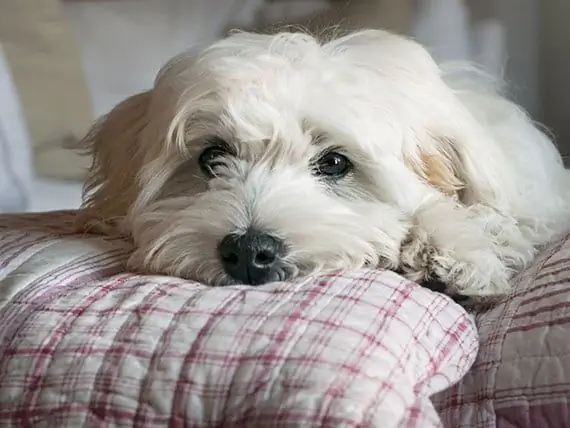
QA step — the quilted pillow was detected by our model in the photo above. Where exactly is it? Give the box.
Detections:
[433,232,570,428]
[0,211,478,427]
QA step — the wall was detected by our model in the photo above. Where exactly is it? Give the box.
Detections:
[414,0,540,118]
[498,0,541,118]
[541,0,570,158]
[64,0,261,116]
[468,0,540,117]
[64,0,548,140]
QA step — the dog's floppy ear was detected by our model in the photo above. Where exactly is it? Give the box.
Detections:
[76,90,152,234]
[406,124,511,207]
[331,30,518,209]
[411,107,518,210]
[404,138,465,197]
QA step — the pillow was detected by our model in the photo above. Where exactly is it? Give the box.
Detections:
[433,232,570,427]
[0,211,478,427]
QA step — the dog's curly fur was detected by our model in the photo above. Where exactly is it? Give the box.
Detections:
[76,29,570,299]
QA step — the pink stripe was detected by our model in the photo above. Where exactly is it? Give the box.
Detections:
[535,263,570,281]
[0,233,50,266]
[518,281,570,307]
[511,301,570,320]
[0,251,128,355]
[508,315,570,334]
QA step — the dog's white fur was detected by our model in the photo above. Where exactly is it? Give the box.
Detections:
[76,30,570,298]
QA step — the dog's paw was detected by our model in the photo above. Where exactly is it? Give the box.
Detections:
[420,277,471,303]
[429,246,512,299]
[398,226,433,283]
[399,225,512,300]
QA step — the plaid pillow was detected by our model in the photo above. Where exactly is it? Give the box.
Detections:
[0,211,478,427]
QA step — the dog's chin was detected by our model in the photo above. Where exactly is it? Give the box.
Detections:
[128,234,379,287]
[194,262,361,287]
[183,257,364,287]
[211,262,297,287]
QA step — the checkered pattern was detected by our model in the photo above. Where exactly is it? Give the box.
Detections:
[0,211,477,427]
[432,231,570,428]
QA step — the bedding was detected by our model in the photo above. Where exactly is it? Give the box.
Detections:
[0,211,477,427]
[433,231,570,427]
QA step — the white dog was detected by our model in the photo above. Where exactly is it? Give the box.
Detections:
[76,29,570,300]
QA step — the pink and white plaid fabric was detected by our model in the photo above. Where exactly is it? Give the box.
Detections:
[0,211,477,427]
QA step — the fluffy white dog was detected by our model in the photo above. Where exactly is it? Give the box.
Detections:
[76,29,570,300]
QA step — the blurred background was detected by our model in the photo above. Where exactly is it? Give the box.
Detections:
[0,0,565,213]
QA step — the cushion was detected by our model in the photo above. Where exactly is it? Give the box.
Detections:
[0,211,477,427]
[433,232,570,427]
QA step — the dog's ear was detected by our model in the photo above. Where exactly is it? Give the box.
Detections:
[76,90,152,234]
[405,126,511,207]
[330,30,520,209]
[428,63,529,210]
[405,138,465,197]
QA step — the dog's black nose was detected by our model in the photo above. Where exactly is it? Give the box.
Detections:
[218,230,286,285]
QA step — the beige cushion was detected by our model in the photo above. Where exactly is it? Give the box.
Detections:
[0,0,94,181]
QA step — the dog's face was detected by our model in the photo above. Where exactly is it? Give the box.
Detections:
[83,30,485,286]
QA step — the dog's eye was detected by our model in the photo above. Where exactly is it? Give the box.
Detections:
[313,151,353,178]
[198,144,229,177]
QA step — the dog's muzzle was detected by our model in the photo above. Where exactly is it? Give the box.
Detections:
[217,229,288,285]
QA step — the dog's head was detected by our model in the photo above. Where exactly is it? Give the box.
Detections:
[80,30,505,285]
